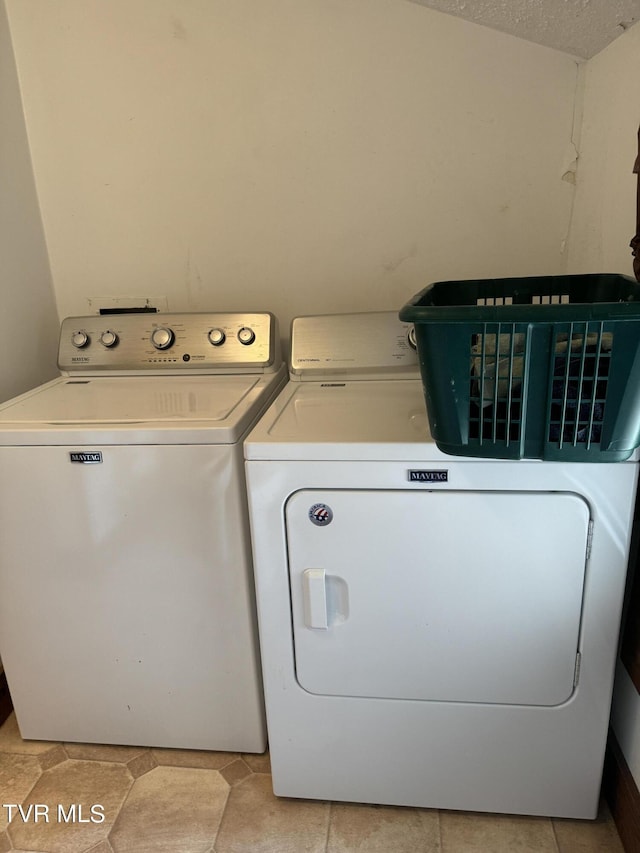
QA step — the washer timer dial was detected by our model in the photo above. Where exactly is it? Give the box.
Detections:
[150,327,175,350]
[237,327,256,346]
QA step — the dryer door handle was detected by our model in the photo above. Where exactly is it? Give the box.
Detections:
[302,569,328,630]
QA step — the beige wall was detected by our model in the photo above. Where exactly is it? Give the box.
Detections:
[5,0,579,333]
[565,23,640,791]
[567,23,640,277]
[0,1,58,403]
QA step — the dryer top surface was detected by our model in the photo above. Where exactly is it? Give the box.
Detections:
[244,378,455,461]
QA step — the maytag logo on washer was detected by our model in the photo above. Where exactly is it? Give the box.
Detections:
[69,452,103,464]
[308,503,333,526]
[408,469,448,483]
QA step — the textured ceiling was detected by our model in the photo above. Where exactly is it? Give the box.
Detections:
[408,0,640,58]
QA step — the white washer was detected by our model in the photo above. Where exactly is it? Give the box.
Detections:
[244,311,639,818]
[0,311,286,751]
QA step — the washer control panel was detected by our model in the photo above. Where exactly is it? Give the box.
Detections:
[58,312,278,373]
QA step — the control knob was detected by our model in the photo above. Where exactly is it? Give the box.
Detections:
[151,326,175,350]
[71,331,90,349]
[100,330,119,348]
[237,327,256,346]
[208,328,226,346]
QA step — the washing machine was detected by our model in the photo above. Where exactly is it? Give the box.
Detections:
[0,311,286,751]
[244,311,639,818]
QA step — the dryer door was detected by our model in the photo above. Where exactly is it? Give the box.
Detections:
[286,489,590,707]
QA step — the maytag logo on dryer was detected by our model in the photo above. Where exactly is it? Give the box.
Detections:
[69,452,103,464]
[408,469,448,483]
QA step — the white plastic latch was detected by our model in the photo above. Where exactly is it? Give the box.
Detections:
[302,569,328,630]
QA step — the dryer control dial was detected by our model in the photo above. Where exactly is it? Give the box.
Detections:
[100,330,119,348]
[71,331,90,348]
[238,326,256,346]
[151,327,175,350]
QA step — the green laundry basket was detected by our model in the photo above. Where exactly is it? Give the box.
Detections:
[399,274,640,461]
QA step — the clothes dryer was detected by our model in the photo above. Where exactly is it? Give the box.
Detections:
[244,311,638,817]
[0,312,286,751]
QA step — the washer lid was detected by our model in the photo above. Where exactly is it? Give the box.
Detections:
[0,376,260,423]
[0,370,286,444]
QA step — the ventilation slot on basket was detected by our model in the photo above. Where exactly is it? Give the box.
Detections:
[532,294,570,305]
[547,324,611,447]
[476,297,513,306]
[469,326,525,445]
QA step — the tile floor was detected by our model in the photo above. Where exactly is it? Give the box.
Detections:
[0,712,625,853]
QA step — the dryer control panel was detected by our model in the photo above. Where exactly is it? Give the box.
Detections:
[290,312,418,381]
[58,312,280,374]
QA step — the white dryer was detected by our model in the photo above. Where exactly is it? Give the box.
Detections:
[244,311,639,818]
[0,311,286,751]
